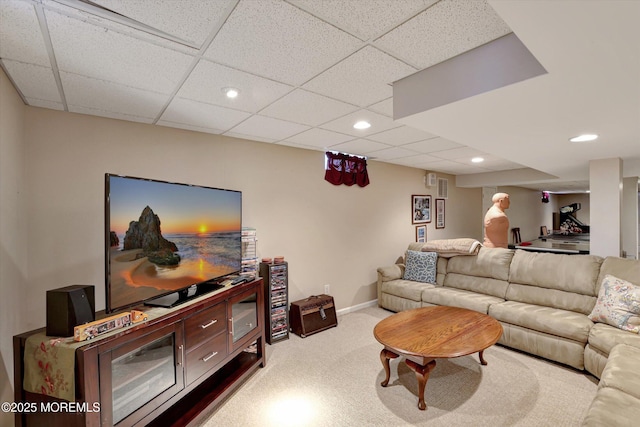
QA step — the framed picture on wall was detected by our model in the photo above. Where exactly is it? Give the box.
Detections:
[412,195,431,224]
[436,198,445,229]
[416,225,426,243]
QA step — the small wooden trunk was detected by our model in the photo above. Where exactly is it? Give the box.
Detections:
[289,294,337,338]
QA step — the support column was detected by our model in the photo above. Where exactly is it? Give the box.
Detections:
[622,177,639,259]
[589,158,622,257]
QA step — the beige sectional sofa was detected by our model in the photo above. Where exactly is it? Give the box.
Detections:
[377,241,640,425]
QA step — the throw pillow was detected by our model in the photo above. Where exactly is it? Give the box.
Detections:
[588,274,640,333]
[403,250,437,283]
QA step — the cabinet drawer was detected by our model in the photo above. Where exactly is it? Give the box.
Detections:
[186,332,227,385]
[185,303,226,349]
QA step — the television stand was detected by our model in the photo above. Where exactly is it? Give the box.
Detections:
[144,281,225,308]
[14,278,265,427]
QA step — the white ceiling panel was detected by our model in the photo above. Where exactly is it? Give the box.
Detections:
[177,60,293,113]
[367,125,438,146]
[2,60,61,103]
[160,97,252,133]
[0,0,50,66]
[385,153,442,167]
[261,89,358,126]
[401,137,463,154]
[284,127,355,148]
[203,0,361,86]
[320,109,402,138]
[226,114,310,141]
[376,0,511,69]
[25,97,64,111]
[367,97,393,117]
[419,159,486,174]
[61,72,168,120]
[429,146,488,161]
[290,0,437,41]
[45,9,193,94]
[303,46,417,107]
[329,139,390,157]
[369,146,419,160]
[92,0,235,48]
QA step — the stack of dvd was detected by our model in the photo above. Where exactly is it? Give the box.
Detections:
[241,227,258,279]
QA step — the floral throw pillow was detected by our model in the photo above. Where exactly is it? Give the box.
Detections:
[403,250,437,284]
[588,274,640,333]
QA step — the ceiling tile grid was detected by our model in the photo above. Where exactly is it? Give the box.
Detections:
[0,0,624,191]
[202,0,362,86]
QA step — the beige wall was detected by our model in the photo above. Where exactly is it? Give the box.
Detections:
[1,68,27,426]
[13,107,480,324]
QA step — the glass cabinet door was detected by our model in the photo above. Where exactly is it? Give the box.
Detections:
[230,289,259,351]
[99,322,184,426]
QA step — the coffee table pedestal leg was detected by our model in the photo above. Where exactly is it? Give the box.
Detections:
[380,348,399,387]
[479,349,488,365]
[405,359,437,410]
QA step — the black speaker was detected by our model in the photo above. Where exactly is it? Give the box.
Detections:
[46,285,95,337]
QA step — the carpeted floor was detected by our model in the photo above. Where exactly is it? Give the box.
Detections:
[198,306,598,426]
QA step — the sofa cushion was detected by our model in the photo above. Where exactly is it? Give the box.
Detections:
[403,250,437,283]
[596,256,640,293]
[587,322,640,355]
[421,287,503,314]
[447,246,513,281]
[599,344,640,400]
[443,273,509,299]
[582,387,640,426]
[381,279,435,302]
[509,250,603,295]
[489,300,592,343]
[588,274,640,333]
[507,250,602,313]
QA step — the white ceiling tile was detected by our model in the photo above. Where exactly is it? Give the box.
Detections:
[290,0,437,41]
[227,115,310,141]
[177,60,293,113]
[92,0,235,47]
[25,98,64,111]
[303,46,417,106]
[430,146,486,161]
[284,128,355,148]
[401,137,463,153]
[375,0,511,69]
[203,0,361,86]
[46,9,193,94]
[68,105,153,124]
[386,153,442,167]
[160,98,252,133]
[367,126,438,146]
[157,121,224,136]
[368,146,419,160]
[276,140,325,151]
[2,60,61,103]
[368,98,393,117]
[417,159,487,175]
[261,89,358,126]
[329,139,390,157]
[320,109,402,137]
[222,131,277,144]
[0,0,50,66]
[61,72,167,119]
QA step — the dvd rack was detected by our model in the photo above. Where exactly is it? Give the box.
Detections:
[259,261,289,344]
[241,227,258,280]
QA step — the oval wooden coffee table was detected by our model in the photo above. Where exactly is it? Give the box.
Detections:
[373,305,503,410]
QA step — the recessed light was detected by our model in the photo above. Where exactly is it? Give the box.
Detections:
[222,87,239,99]
[471,157,484,163]
[353,120,371,130]
[569,134,598,142]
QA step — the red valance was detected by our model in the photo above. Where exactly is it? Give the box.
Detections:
[324,152,370,187]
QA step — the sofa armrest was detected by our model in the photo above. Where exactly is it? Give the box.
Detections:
[377,264,405,302]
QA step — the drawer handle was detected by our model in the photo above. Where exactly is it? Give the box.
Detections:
[200,319,218,329]
[202,351,218,362]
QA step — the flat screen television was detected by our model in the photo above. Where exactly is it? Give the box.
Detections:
[105,174,242,313]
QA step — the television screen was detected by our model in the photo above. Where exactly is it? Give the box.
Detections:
[105,174,242,313]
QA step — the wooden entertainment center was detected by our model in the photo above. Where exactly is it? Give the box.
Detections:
[13,278,265,427]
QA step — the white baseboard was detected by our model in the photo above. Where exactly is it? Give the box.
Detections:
[336,299,378,316]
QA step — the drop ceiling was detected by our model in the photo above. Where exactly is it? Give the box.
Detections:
[1,0,638,193]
